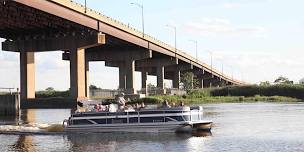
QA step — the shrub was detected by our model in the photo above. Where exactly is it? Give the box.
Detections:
[211,84,304,100]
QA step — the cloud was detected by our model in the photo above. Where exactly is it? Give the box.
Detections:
[223,3,242,9]
[182,17,267,37]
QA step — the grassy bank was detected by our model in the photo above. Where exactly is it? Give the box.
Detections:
[133,84,304,104]
[211,84,304,100]
[133,95,300,105]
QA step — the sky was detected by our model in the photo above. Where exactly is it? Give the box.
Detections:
[1,0,304,91]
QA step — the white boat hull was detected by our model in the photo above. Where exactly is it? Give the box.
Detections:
[65,122,190,133]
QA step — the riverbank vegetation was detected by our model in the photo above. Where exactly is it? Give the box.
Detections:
[133,95,300,105]
[134,84,304,104]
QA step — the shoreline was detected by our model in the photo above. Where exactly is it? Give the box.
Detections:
[134,95,303,105]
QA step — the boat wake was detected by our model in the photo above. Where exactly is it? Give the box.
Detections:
[0,123,65,135]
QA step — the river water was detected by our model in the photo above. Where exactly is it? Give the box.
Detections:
[0,102,303,152]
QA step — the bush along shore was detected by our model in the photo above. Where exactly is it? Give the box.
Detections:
[133,84,304,105]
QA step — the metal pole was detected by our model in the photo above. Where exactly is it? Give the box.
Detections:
[222,61,224,76]
[195,41,198,61]
[141,5,144,37]
[166,25,177,57]
[84,0,87,13]
[131,2,145,37]
[207,51,213,74]
[231,68,234,80]
[174,26,177,55]
[189,40,198,61]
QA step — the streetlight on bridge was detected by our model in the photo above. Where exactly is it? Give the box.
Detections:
[166,25,177,57]
[207,51,213,75]
[227,65,234,80]
[131,2,145,38]
[84,0,87,13]
[189,40,198,61]
[218,58,224,77]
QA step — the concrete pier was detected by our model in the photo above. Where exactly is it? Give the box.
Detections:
[70,48,87,100]
[20,52,35,101]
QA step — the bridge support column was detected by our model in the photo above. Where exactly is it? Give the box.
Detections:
[125,60,135,94]
[157,66,165,94]
[70,48,86,100]
[173,70,180,89]
[141,70,148,94]
[119,66,126,90]
[20,52,35,101]
[85,59,90,98]
[198,78,203,89]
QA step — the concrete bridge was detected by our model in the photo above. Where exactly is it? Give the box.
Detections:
[0,0,244,102]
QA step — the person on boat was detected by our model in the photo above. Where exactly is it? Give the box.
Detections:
[117,93,126,110]
[135,103,140,110]
[162,100,171,108]
[124,105,135,112]
[139,102,145,110]
[94,104,100,112]
[171,102,176,107]
[179,101,185,107]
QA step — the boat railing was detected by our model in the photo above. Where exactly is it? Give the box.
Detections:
[70,106,204,125]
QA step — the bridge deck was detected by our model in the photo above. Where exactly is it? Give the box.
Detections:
[0,0,244,85]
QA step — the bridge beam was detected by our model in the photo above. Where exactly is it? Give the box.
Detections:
[85,46,152,61]
[20,51,35,101]
[2,33,105,52]
[135,57,178,68]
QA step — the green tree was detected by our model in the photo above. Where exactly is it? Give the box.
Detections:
[45,87,55,92]
[147,83,156,90]
[180,72,199,91]
[274,76,293,84]
[260,81,271,86]
[89,84,101,90]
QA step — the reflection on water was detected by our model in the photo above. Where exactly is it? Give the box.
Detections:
[0,102,304,152]
[10,135,36,152]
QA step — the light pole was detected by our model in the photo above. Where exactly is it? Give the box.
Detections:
[131,2,145,37]
[230,66,234,80]
[166,25,177,56]
[189,40,198,61]
[84,0,87,13]
[207,51,213,74]
[219,58,224,77]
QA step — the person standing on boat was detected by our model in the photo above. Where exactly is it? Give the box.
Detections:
[117,92,126,110]
[162,100,171,108]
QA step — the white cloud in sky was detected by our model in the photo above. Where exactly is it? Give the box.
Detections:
[183,18,267,37]
[223,3,242,9]
[222,0,273,9]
